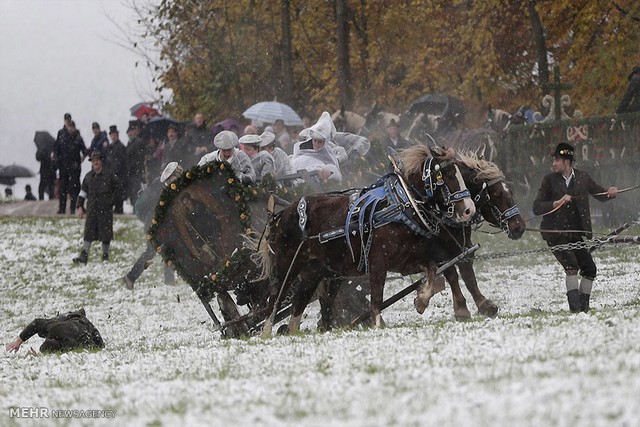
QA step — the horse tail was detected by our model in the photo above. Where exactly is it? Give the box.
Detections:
[244,228,273,281]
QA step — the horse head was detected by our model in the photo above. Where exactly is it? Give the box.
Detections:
[484,104,513,133]
[331,109,365,134]
[399,145,475,223]
[456,152,525,239]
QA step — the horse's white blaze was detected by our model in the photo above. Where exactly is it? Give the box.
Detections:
[454,166,476,221]
[501,182,510,194]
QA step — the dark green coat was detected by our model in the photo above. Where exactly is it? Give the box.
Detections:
[19,308,104,353]
[79,167,120,242]
[533,168,610,243]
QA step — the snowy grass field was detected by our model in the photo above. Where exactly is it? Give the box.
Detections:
[1,216,639,427]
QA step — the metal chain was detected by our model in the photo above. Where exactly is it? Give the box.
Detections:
[475,240,633,262]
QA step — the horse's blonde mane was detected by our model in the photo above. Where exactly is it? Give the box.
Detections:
[456,150,504,181]
[398,145,455,179]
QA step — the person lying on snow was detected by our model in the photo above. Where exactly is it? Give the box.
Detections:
[5,308,104,354]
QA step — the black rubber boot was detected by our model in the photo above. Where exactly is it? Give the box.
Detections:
[566,289,581,313]
[102,253,109,262]
[580,293,590,313]
[73,250,88,265]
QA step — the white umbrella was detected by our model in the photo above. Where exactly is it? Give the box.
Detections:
[242,101,303,127]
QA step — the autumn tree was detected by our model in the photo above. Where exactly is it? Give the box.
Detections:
[131,0,640,122]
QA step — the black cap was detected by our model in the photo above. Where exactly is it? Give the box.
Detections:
[553,142,575,160]
[167,123,179,132]
[92,122,100,129]
[90,151,104,160]
[64,112,72,120]
[387,119,399,128]
[109,125,119,134]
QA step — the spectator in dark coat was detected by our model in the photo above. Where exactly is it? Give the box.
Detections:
[125,120,146,207]
[73,152,121,265]
[87,122,109,159]
[615,66,640,114]
[53,118,87,214]
[36,147,55,200]
[379,119,411,152]
[183,113,213,166]
[533,143,618,313]
[5,308,104,354]
[24,184,36,201]
[144,135,163,185]
[161,123,190,169]
[106,125,128,214]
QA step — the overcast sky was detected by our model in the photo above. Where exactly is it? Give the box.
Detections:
[0,0,159,195]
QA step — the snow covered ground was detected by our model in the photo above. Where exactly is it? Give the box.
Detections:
[1,216,639,427]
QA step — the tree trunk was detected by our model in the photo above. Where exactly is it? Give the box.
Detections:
[527,0,549,93]
[335,0,354,110]
[280,0,294,105]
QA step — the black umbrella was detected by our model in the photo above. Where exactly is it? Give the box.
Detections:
[34,131,55,156]
[141,116,185,140]
[0,164,34,178]
[406,93,466,118]
[0,163,33,187]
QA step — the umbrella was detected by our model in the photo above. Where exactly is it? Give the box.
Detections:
[0,164,34,186]
[0,164,34,178]
[242,101,303,127]
[406,94,466,118]
[34,131,55,155]
[141,116,184,140]
[130,102,160,120]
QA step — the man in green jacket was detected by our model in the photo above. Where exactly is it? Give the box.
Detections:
[5,308,104,354]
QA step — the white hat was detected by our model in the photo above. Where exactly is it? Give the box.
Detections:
[161,162,180,184]
[300,111,335,142]
[259,131,276,147]
[214,130,238,149]
[238,134,262,145]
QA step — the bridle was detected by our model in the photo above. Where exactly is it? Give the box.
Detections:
[421,157,471,219]
[472,177,520,233]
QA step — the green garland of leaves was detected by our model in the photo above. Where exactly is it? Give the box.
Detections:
[146,154,388,296]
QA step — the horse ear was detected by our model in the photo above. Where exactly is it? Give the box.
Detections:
[340,105,346,116]
[486,103,493,114]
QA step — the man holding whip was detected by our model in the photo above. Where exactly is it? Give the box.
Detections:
[533,142,618,313]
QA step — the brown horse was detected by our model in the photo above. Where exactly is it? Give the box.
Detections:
[316,151,526,327]
[414,152,526,319]
[258,146,476,336]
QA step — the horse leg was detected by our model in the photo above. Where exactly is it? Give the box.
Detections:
[317,277,341,331]
[414,267,445,314]
[443,266,472,320]
[368,269,387,328]
[288,269,325,334]
[458,260,498,318]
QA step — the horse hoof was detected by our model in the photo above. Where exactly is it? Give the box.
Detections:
[454,313,472,321]
[414,297,428,315]
[478,299,498,318]
[276,325,289,335]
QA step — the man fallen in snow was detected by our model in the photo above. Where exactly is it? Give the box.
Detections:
[5,308,104,354]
